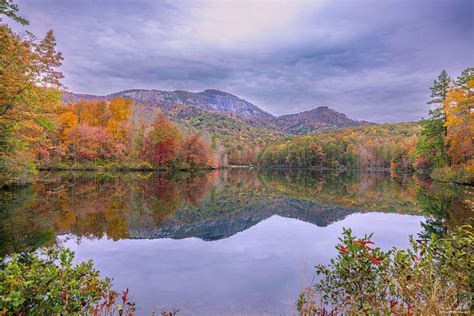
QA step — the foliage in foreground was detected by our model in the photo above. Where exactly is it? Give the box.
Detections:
[0,248,135,315]
[297,225,473,315]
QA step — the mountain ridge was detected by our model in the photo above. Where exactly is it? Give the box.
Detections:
[62,88,371,134]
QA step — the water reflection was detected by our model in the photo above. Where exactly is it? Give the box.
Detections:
[63,213,425,315]
[0,169,472,257]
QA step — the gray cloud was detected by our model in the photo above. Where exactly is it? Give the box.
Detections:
[10,0,474,122]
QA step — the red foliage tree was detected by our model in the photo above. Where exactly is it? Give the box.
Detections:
[65,125,114,161]
[181,134,212,167]
[142,115,181,165]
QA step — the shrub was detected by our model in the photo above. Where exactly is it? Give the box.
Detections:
[0,248,135,315]
[297,225,473,314]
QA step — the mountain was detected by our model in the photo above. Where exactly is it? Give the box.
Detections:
[276,106,370,135]
[64,89,275,128]
[63,89,370,134]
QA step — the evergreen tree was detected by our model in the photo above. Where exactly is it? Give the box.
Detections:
[455,67,474,88]
[429,70,452,106]
[0,0,28,25]
[416,70,452,168]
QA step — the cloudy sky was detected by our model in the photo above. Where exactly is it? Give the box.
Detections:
[10,0,473,122]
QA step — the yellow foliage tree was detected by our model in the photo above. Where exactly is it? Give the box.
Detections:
[444,79,474,165]
[106,97,132,143]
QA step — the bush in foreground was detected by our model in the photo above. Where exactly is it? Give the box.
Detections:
[0,248,135,315]
[297,225,473,314]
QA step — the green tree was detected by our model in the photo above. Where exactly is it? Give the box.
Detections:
[0,0,28,25]
[428,70,452,107]
[416,71,452,169]
[455,67,474,89]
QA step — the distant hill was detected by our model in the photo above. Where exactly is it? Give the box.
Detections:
[63,89,371,136]
[276,106,370,135]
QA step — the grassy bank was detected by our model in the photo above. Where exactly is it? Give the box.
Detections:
[38,160,218,172]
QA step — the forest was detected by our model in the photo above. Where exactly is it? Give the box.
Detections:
[0,22,224,187]
[1,3,472,188]
[258,69,473,185]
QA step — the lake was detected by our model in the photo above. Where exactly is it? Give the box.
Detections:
[1,169,472,315]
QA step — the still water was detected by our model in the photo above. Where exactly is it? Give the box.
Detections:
[1,169,472,315]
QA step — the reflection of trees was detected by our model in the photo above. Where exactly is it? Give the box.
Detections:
[178,171,218,207]
[144,177,180,224]
[1,170,472,257]
[414,175,473,239]
[258,170,420,214]
[258,169,326,200]
[1,171,233,255]
[0,188,56,257]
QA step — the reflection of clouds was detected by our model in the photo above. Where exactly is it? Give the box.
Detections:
[11,0,473,122]
[63,213,424,315]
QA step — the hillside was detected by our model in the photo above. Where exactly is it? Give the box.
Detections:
[276,106,370,134]
[63,89,369,134]
[167,104,288,150]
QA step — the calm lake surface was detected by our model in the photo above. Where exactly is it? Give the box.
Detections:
[1,169,472,315]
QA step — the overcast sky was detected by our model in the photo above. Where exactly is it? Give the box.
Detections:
[10,0,474,122]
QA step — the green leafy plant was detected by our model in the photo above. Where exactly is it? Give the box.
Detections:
[298,225,473,314]
[0,248,135,315]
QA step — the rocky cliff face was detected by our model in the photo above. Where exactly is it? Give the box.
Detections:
[109,89,273,118]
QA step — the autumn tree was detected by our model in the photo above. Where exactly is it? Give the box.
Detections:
[444,77,473,165]
[33,30,64,88]
[285,136,325,168]
[181,135,212,168]
[73,99,110,126]
[0,25,63,185]
[65,125,114,162]
[106,97,132,143]
[58,110,79,135]
[142,114,181,165]
[258,123,420,170]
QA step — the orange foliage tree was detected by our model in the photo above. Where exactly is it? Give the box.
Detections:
[444,78,474,165]
[181,135,212,167]
[0,24,63,184]
[106,97,132,143]
[142,114,181,165]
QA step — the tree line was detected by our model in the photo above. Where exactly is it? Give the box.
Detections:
[0,15,228,186]
[258,69,473,184]
[40,97,221,170]
[258,123,419,171]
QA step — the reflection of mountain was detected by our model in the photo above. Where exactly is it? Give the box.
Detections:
[2,169,471,256]
[131,198,357,241]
